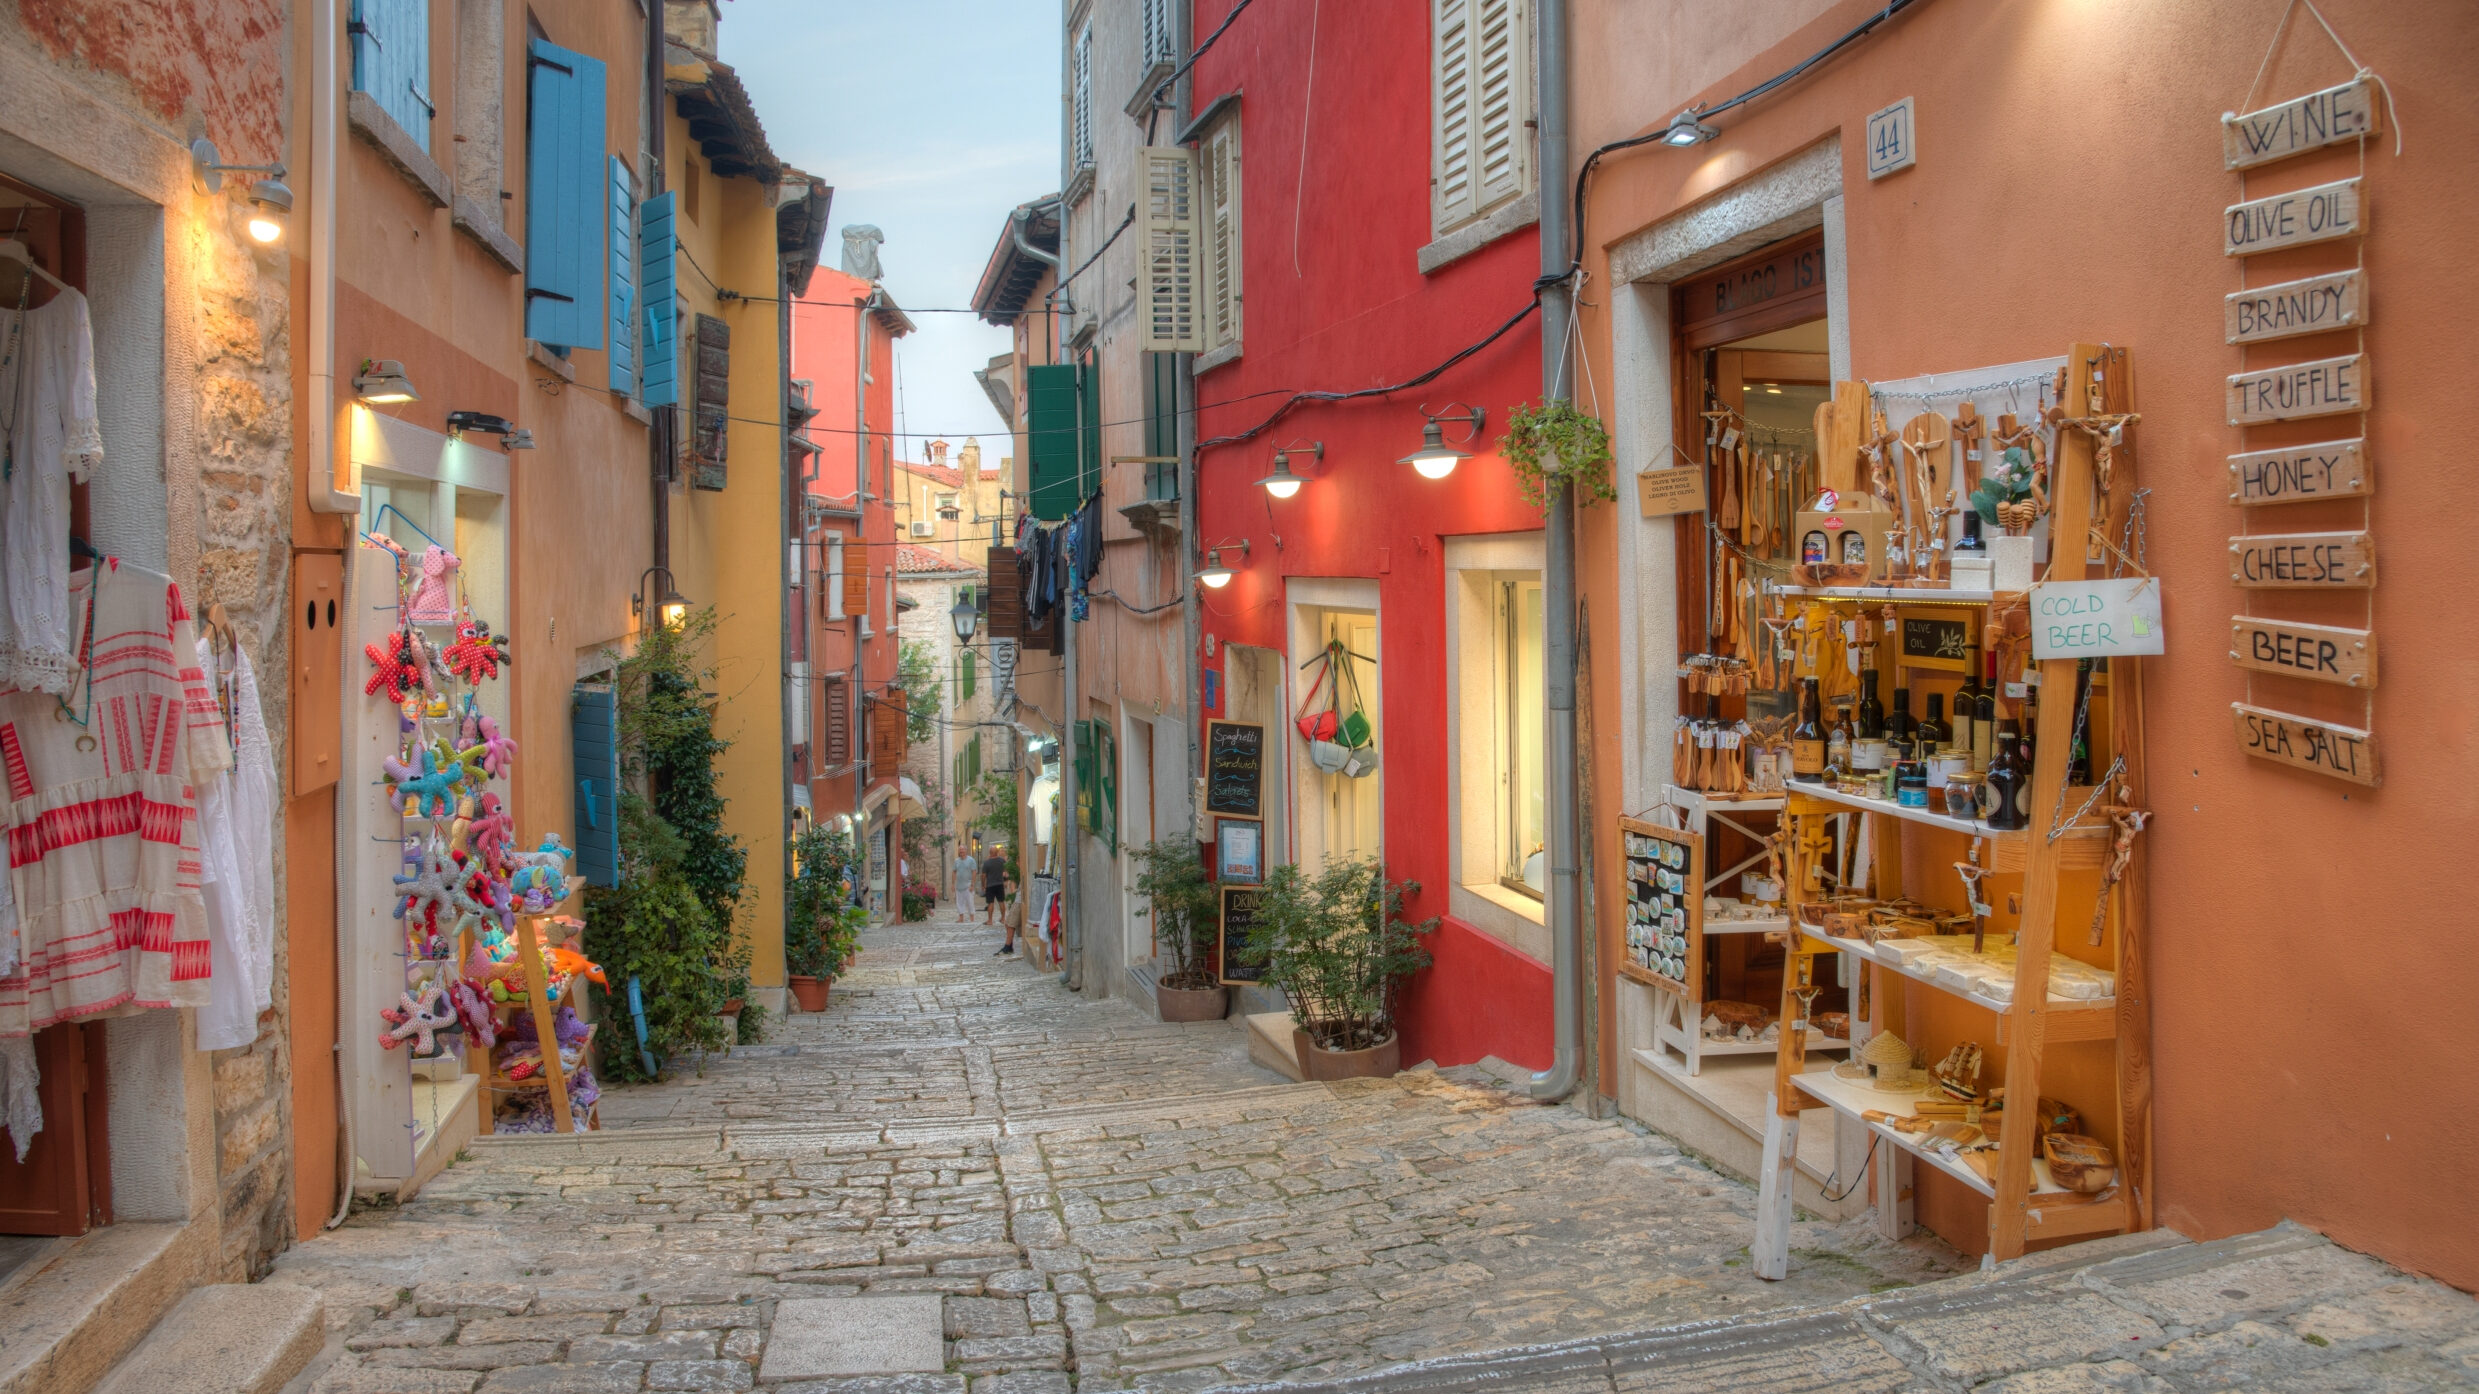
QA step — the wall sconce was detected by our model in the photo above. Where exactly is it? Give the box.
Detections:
[1255,442,1321,499]
[190,138,292,244]
[1660,108,1718,147]
[1194,539,1250,589]
[1400,405,1486,480]
[353,359,419,405]
[503,428,537,451]
[633,566,689,628]
[950,592,979,643]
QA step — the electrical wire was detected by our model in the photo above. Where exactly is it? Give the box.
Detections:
[1195,292,1543,452]
[1147,0,1258,110]
[1055,206,1136,291]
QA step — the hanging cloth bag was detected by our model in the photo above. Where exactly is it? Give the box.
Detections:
[1335,648,1375,751]
[1293,648,1340,743]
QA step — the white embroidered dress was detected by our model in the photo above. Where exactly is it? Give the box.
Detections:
[0,288,103,696]
[0,562,226,1036]
[193,633,276,1050]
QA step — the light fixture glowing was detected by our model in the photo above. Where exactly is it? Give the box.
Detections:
[353,359,419,405]
[1194,540,1249,590]
[245,177,292,243]
[191,138,291,245]
[1400,405,1486,480]
[1660,109,1718,146]
[1764,384,1782,395]
[1255,444,1319,499]
[633,566,690,629]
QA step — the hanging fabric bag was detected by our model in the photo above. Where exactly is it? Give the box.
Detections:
[1336,646,1375,750]
[1293,647,1340,743]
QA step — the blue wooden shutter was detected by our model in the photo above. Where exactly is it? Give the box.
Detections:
[352,0,433,150]
[608,157,636,394]
[1026,363,1080,520]
[572,683,620,886]
[638,191,678,406]
[525,37,607,349]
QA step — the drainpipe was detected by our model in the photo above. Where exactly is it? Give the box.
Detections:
[649,0,671,582]
[1173,3,1201,850]
[1529,0,1582,1104]
[306,0,355,515]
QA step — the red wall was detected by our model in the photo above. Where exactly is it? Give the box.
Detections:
[1190,0,1550,1070]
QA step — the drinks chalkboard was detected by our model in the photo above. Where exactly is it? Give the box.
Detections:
[1900,610,1976,673]
[1218,885,1271,984]
[1205,720,1264,817]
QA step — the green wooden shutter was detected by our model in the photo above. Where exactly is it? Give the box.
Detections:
[1098,720,1118,855]
[960,649,976,702]
[352,0,433,150]
[1079,357,1102,502]
[572,683,620,886]
[608,157,636,394]
[1026,363,1080,520]
[525,37,607,349]
[638,191,679,406]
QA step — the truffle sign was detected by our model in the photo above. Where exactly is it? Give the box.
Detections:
[2030,578,2164,661]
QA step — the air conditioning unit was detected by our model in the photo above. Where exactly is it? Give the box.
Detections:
[910,520,935,537]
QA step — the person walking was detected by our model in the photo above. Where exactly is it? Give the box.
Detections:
[981,844,1013,950]
[953,844,978,917]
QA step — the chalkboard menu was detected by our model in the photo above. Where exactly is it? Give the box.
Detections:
[1205,720,1264,817]
[1218,885,1270,985]
[1617,816,1701,995]
[1900,608,1977,673]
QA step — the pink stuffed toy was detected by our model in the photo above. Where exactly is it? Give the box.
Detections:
[379,980,461,1055]
[364,631,421,703]
[444,619,510,683]
[457,712,518,780]
[405,544,462,623]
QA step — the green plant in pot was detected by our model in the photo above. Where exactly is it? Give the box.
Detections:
[1132,838,1226,1021]
[785,822,864,1011]
[1500,398,1617,510]
[1248,856,1437,1078]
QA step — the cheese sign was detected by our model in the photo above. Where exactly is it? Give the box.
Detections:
[2229,530,2376,589]
[2232,702,2379,787]
[2227,353,2366,425]
[2030,577,2163,660]
[2224,178,2362,257]
[2224,269,2365,346]
[2226,438,2368,506]
[2223,78,2381,171]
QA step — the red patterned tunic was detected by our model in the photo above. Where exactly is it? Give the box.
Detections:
[0,561,228,1035]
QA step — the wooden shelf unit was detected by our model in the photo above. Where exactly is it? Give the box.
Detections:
[464,908,599,1134]
[1753,344,2152,1274]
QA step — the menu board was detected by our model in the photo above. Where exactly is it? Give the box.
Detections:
[1218,885,1270,985]
[1205,720,1264,817]
[1618,816,1702,995]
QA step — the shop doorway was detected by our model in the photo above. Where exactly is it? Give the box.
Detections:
[1286,582,1382,873]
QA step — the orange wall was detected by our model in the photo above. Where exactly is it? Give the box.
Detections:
[1572,0,2479,1288]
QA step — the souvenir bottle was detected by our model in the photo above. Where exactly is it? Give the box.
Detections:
[1971,651,1998,773]
[1856,666,1885,740]
[1792,678,1826,778]
[1919,693,1951,753]
[1980,720,2028,830]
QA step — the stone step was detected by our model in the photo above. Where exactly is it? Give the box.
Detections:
[1244,1010,1305,1082]
[92,1282,323,1394]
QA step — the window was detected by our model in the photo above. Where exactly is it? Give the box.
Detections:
[1495,576,1546,894]
[936,490,961,516]
[1199,120,1242,353]
[1072,24,1095,173]
[1142,0,1177,69]
[1433,0,1529,237]
[1445,538,1546,954]
[1141,352,1179,501]
[1139,147,1201,352]
[524,36,609,349]
[353,0,435,149]
[638,191,679,407]
[607,157,636,395]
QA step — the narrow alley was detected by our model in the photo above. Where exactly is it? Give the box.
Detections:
[264,907,2477,1394]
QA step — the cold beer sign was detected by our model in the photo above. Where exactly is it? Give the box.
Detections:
[2029,577,2163,661]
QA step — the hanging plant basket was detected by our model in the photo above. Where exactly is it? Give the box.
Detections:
[1500,399,1618,511]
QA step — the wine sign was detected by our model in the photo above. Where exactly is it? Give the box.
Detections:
[2232,703,2379,787]
[2226,438,2368,506]
[2223,77,2380,170]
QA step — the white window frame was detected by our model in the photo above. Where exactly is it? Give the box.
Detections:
[1199,116,1242,357]
[1444,535,1549,961]
[1072,23,1095,173]
[1432,0,1532,239]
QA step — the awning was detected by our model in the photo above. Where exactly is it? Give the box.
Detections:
[863,776,930,820]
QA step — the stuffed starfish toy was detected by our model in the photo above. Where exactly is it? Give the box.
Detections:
[383,746,464,821]
[364,630,422,704]
[449,849,512,930]
[443,619,510,683]
[393,841,459,940]
[448,978,498,1049]
[378,980,462,1055]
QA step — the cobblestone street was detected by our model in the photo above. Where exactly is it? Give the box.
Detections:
[269,911,2479,1393]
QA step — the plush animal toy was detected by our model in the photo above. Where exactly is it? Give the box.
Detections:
[401,626,442,697]
[507,835,575,912]
[544,945,608,990]
[383,747,464,821]
[363,630,422,704]
[378,980,462,1055]
[393,841,459,941]
[405,544,462,623]
[456,713,518,781]
[449,849,511,930]
[448,978,498,1049]
[444,619,510,683]
[464,792,515,872]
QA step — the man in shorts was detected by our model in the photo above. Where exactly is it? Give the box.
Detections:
[981,845,1012,948]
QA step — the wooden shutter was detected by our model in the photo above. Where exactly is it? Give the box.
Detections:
[608,157,637,395]
[1026,364,1080,520]
[822,675,851,765]
[1078,357,1102,500]
[353,0,434,149]
[871,689,909,770]
[691,313,729,489]
[1203,122,1241,349]
[960,649,976,702]
[1140,147,1202,352]
[638,191,678,407]
[571,683,620,886]
[1472,0,1526,214]
[1434,0,1476,231]
[1143,0,1175,66]
[985,546,1022,640]
[525,37,608,348]
[843,540,872,621]
[1073,26,1094,169]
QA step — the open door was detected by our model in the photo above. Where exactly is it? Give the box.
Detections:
[0,1022,112,1236]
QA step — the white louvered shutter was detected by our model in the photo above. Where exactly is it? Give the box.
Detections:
[1204,123,1242,350]
[1140,146,1202,352]
[1073,26,1095,170]
[1144,0,1176,67]
[1473,0,1527,214]
[1434,0,1476,232]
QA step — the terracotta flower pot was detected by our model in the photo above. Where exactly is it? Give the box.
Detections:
[1292,1028,1401,1081]
[719,998,744,1016]
[788,976,830,1012]
[1155,982,1229,1023]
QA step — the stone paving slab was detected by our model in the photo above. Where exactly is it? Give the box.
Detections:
[270,911,2476,1394]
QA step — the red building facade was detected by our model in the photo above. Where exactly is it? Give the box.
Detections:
[1187,0,1554,1069]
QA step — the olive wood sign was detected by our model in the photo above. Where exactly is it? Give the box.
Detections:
[2232,702,2379,787]
[2228,616,2377,689]
[2229,531,2375,589]
[2226,439,2368,506]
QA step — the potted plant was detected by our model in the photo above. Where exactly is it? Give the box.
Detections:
[1249,856,1438,1079]
[1132,839,1227,1022]
[1500,398,1618,510]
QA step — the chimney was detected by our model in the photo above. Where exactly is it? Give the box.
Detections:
[929,440,949,466]
[959,437,982,472]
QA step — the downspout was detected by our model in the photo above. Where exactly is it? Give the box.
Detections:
[649,0,671,582]
[1174,2,1200,853]
[1053,30,1081,991]
[1529,0,1582,1104]
[779,241,796,914]
[306,0,355,515]
[1011,202,1062,271]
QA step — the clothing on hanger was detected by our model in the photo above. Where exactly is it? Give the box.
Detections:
[0,285,101,695]
[0,1034,35,1162]
[193,631,277,1049]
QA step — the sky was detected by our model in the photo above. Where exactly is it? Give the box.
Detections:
[718,0,1059,466]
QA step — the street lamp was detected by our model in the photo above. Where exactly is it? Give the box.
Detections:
[1194,539,1250,589]
[632,566,689,628]
[353,359,419,405]
[950,592,979,642]
[191,138,292,244]
[1400,405,1486,480]
[1660,108,1718,146]
[1254,442,1320,499]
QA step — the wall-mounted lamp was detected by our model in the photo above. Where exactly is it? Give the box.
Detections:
[503,428,537,451]
[1660,108,1718,147]
[1400,405,1487,480]
[950,592,979,643]
[1194,539,1250,589]
[632,566,689,628]
[191,138,292,244]
[1255,442,1321,499]
[353,359,419,405]
[447,410,516,437]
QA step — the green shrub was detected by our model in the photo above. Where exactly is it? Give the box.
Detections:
[1132,838,1221,990]
[1248,856,1438,1052]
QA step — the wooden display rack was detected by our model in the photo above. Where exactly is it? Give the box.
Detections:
[466,901,599,1135]
[1753,344,2153,1274]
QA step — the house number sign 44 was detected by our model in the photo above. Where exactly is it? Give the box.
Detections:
[1866,97,1916,180]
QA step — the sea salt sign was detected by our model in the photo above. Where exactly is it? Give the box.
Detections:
[2030,577,2164,660]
